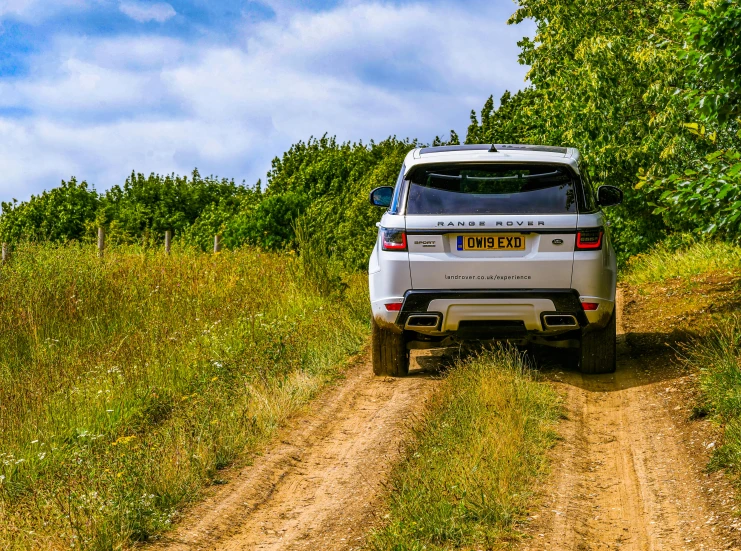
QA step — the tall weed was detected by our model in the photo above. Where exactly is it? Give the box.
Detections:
[293,216,346,297]
[0,242,367,549]
[684,316,741,473]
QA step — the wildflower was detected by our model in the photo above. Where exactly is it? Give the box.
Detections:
[112,435,137,446]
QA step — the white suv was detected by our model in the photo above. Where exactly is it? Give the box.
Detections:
[368,144,623,376]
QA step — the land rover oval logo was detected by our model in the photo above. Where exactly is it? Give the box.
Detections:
[552,238,564,245]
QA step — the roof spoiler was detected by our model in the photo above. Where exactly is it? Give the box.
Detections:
[416,143,568,156]
[419,144,497,155]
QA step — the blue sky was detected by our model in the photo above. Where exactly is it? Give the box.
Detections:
[0,0,533,199]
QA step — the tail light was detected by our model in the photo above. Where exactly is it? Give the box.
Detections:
[385,302,403,311]
[581,302,599,311]
[381,228,407,251]
[575,227,604,250]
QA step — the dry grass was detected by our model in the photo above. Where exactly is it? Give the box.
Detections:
[369,347,561,550]
[0,242,368,550]
[622,240,741,287]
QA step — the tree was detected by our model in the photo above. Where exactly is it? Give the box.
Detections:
[468,0,696,260]
[0,178,99,243]
[101,169,247,242]
[637,1,741,241]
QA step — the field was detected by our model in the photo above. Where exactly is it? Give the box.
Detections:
[4,239,741,550]
[0,243,367,550]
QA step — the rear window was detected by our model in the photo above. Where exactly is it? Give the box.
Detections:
[405,163,577,215]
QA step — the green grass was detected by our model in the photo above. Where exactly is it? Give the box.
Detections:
[622,240,741,286]
[369,347,561,551]
[0,242,368,550]
[682,317,741,475]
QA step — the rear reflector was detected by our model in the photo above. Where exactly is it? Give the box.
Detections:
[581,302,599,311]
[576,227,604,250]
[381,228,407,251]
[385,302,403,311]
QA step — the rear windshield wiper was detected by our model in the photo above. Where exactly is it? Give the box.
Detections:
[425,170,562,182]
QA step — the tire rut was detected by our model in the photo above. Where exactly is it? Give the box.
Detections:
[154,352,440,551]
[523,292,737,551]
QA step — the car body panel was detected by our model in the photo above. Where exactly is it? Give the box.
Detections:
[406,214,577,290]
[428,298,557,332]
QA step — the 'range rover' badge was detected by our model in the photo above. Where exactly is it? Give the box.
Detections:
[552,239,564,245]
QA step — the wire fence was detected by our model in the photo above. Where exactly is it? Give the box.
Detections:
[1,228,224,263]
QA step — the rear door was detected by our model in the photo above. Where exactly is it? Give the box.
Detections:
[405,163,577,290]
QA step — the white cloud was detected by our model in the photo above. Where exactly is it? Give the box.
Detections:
[0,0,532,199]
[0,0,91,22]
[119,1,176,23]
[0,116,261,196]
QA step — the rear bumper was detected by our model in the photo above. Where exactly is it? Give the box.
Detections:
[381,289,613,335]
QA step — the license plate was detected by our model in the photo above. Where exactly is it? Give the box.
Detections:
[457,234,526,251]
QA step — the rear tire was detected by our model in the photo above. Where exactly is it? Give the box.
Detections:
[371,317,409,377]
[577,308,617,374]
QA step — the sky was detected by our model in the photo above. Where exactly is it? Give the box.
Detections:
[0,0,533,200]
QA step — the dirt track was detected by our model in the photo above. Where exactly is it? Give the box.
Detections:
[157,294,741,551]
[155,353,440,551]
[522,295,741,551]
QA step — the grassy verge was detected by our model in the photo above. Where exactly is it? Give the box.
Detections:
[0,243,368,550]
[369,347,561,550]
[622,239,741,490]
[620,240,741,343]
[622,240,741,286]
[683,317,741,474]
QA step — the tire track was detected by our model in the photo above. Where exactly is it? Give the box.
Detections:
[523,293,736,551]
[154,353,440,551]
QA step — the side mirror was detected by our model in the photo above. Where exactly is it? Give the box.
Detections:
[597,185,623,207]
[369,186,393,208]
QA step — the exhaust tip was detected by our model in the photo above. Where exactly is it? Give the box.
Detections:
[406,314,441,329]
[543,314,579,329]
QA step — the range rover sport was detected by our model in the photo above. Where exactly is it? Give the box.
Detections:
[368,144,623,376]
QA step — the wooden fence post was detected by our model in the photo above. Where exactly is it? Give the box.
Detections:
[1,243,7,265]
[214,234,221,253]
[165,230,172,255]
[97,227,105,258]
